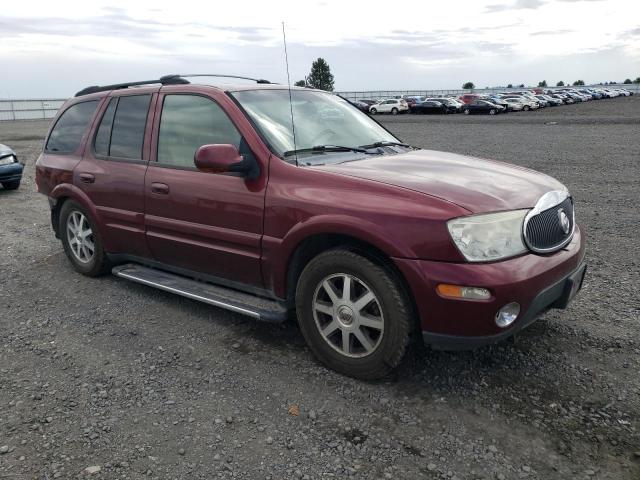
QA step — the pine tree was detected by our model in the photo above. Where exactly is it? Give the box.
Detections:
[556,81,565,87]
[306,58,335,91]
[538,80,547,87]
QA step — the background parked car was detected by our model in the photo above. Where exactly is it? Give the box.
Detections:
[410,100,449,114]
[0,144,23,190]
[462,100,505,115]
[538,94,562,106]
[502,98,526,111]
[501,95,539,110]
[350,100,372,113]
[459,93,481,104]
[483,95,511,111]
[369,98,409,115]
[403,96,425,108]
[426,97,464,113]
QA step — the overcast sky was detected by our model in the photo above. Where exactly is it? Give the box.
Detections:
[1,0,639,98]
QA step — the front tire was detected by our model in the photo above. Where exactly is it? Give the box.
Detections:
[370,108,377,115]
[295,249,412,379]
[59,200,111,277]
[391,107,398,115]
[463,109,470,115]
[489,109,496,115]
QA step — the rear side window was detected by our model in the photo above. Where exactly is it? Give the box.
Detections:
[109,95,151,159]
[157,95,241,168]
[46,101,99,153]
[94,98,117,156]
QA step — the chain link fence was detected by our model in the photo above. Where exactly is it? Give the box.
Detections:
[0,99,66,121]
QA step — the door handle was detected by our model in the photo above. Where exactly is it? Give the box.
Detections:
[79,173,95,184]
[150,182,170,195]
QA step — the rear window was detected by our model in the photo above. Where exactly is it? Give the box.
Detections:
[45,101,99,154]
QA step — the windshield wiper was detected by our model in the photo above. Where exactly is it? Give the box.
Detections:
[358,141,411,149]
[283,145,371,157]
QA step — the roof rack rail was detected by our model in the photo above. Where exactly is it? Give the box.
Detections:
[74,73,273,97]
[74,74,190,97]
[178,74,272,84]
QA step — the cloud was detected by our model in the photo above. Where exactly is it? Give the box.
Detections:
[485,0,545,12]
[530,29,574,36]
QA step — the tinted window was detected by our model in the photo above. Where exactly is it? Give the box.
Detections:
[94,98,117,156]
[109,95,151,159]
[157,95,241,168]
[46,101,99,153]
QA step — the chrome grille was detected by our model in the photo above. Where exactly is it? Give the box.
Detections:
[524,192,575,253]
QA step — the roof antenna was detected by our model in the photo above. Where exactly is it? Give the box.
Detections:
[282,21,298,166]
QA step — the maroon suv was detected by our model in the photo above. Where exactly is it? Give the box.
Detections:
[35,74,586,379]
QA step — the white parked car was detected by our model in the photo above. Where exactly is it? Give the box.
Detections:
[502,98,526,111]
[369,99,409,115]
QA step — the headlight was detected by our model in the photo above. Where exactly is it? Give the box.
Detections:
[447,210,528,262]
[0,155,16,165]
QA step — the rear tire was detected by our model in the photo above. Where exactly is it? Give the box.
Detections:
[59,200,111,277]
[295,249,412,379]
[1,180,20,190]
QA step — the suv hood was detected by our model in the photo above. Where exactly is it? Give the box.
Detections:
[315,149,565,214]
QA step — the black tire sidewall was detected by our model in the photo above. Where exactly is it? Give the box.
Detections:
[2,180,20,190]
[59,200,110,276]
[295,250,411,379]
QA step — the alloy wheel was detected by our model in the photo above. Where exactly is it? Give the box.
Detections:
[312,273,384,358]
[66,211,95,263]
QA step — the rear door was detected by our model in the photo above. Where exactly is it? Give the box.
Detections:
[75,89,158,257]
[143,90,267,287]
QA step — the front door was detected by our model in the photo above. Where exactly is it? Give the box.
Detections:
[144,92,266,287]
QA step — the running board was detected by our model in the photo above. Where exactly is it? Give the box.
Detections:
[112,263,288,323]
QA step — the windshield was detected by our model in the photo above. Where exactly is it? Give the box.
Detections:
[230,89,399,159]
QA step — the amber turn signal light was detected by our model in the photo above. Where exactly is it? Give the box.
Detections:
[436,284,491,300]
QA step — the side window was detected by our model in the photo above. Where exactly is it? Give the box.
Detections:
[94,98,117,156]
[157,95,242,168]
[109,95,151,160]
[45,101,99,153]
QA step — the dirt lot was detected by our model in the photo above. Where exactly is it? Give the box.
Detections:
[1,96,639,480]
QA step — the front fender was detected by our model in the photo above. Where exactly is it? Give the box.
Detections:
[262,214,410,298]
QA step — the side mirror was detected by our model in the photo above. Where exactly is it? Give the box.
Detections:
[194,144,260,180]
[194,144,243,173]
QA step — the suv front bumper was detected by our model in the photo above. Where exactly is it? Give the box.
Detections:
[393,225,586,350]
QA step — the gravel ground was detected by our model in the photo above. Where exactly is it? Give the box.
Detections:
[1,96,638,480]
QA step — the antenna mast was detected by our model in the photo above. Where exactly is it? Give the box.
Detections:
[282,22,298,166]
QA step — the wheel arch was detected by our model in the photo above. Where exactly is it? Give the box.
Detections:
[49,184,106,244]
[283,232,420,330]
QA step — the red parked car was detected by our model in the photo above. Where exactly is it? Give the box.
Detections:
[36,74,586,379]
[459,93,482,104]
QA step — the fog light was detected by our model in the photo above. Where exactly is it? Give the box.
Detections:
[495,302,520,328]
[436,284,491,300]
